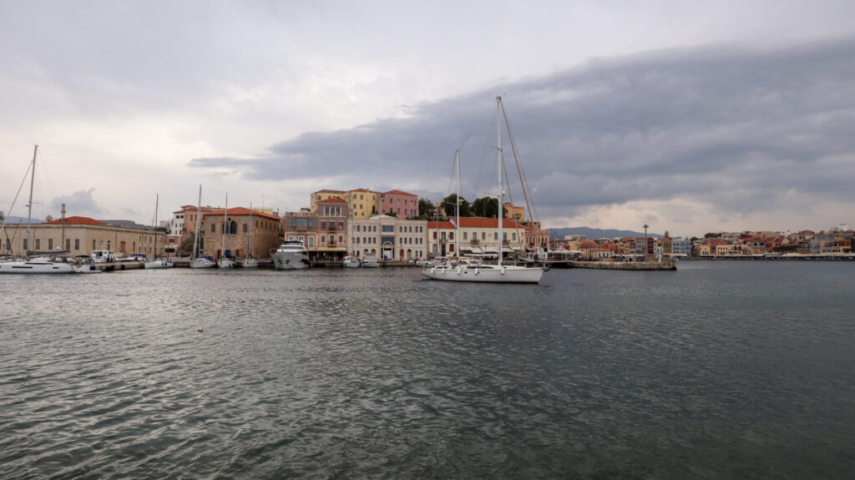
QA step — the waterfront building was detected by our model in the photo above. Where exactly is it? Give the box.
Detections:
[2,216,164,257]
[427,217,525,258]
[347,188,380,219]
[656,237,673,254]
[380,190,419,219]
[309,189,348,213]
[283,198,349,260]
[503,202,526,223]
[173,205,218,236]
[525,222,549,251]
[672,237,692,255]
[201,208,281,260]
[348,215,428,260]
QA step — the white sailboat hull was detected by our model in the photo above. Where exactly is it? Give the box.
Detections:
[421,265,544,283]
[272,252,310,270]
[0,261,76,274]
[144,260,173,269]
[190,258,216,269]
[239,259,259,268]
[217,258,235,269]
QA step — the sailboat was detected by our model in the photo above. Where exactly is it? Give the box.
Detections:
[190,185,215,269]
[217,194,235,268]
[239,202,258,268]
[421,96,544,284]
[145,194,173,269]
[0,146,76,274]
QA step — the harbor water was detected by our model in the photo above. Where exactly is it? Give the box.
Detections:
[1,262,853,478]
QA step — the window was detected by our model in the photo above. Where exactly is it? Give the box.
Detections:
[339,235,343,244]
[338,222,343,229]
[299,236,305,244]
[322,221,326,229]
[503,233,507,241]
[92,240,96,250]
[464,232,468,240]
[356,225,360,232]
[230,221,237,234]
[433,231,437,239]
[482,232,486,240]
[494,233,498,240]
[36,239,41,250]
[212,224,216,233]
[23,239,28,250]
[321,235,326,244]
[243,224,248,233]
[512,233,516,240]
[382,225,394,232]
[66,239,71,251]
[48,239,53,250]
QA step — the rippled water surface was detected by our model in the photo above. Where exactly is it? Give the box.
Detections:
[1,262,854,479]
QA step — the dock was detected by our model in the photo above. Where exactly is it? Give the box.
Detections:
[569,259,677,271]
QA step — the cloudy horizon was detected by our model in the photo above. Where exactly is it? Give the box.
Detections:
[2,1,854,237]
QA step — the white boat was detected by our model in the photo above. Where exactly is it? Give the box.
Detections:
[145,194,174,269]
[271,241,310,270]
[422,97,544,284]
[0,146,77,275]
[91,249,118,263]
[216,193,235,269]
[342,256,360,268]
[360,254,379,268]
[189,185,215,269]
[191,256,216,269]
[239,202,259,268]
[74,262,102,274]
[0,256,76,274]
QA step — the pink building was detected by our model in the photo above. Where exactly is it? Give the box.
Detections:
[380,190,419,219]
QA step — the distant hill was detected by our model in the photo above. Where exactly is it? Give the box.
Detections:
[547,227,662,239]
[0,215,41,225]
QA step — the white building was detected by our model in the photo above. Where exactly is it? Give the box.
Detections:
[348,215,428,261]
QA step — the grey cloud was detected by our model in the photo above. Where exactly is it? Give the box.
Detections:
[51,189,103,217]
[190,38,855,218]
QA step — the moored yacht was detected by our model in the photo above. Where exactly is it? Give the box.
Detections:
[342,256,360,268]
[271,241,309,270]
[0,256,76,274]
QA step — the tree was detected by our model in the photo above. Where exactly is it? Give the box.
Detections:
[179,236,203,255]
[385,210,398,218]
[704,232,721,239]
[441,194,470,217]
[664,230,670,238]
[418,198,436,218]
[471,196,500,218]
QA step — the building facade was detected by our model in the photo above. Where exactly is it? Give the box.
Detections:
[200,208,281,259]
[348,215,428,260]
[427,217,525,258]
[380,190,419,219]
[283,198,349,260]
[347,188,381,219]
[2,216,164,257]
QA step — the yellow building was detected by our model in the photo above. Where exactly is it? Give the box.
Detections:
[309,189,347,213]
[347,188,380,219]
[503,202,526,223]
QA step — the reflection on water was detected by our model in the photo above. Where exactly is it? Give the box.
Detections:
[1,262,854,478]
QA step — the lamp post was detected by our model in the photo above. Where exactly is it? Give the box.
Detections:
[643,224,649,256]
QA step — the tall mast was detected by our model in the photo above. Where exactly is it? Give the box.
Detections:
[26,145,37,254]
[221,194,228,257]
[248,202,253,258]
[192,185,201,259]
[496,97,503,267]
[455,150,460,257]
[154,194,159,257]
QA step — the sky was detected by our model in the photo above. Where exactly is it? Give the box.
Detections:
[1,0,854,237]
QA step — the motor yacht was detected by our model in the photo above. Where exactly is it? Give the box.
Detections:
[271,241,310,270]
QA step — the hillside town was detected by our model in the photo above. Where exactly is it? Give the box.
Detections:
[2,188,852,262]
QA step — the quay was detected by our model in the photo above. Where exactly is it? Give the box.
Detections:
[569,259,677,271]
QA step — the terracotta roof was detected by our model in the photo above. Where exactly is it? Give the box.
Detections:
[383,189,417,197]
[350,188,375,193]
[201,207,280,221]
[44,216,106,226]
[315,189,346,194]
[320,198,348,204]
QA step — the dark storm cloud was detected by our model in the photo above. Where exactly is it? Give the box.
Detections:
[190,39,855,213]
